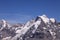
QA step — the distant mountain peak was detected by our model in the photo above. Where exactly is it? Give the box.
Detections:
[50,18,56,23]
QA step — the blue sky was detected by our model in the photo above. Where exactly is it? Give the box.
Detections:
[0,0,60,23]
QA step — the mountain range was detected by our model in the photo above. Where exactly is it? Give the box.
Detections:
[0,15,60,40]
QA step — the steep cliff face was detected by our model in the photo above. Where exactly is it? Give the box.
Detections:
[0,15,60,40]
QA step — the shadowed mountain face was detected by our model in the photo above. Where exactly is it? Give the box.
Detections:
[0,15,60,40]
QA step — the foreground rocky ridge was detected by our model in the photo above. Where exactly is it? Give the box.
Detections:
[0,15,60,40]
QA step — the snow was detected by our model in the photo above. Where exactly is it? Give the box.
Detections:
[32,20,41,33]
[39,15,49,23]
[34,21,41,29]
[16,29,21,33]
[50,18,55,23]
[43,27,47,29]
[2,36,11,40]
[19,21,34,35]
[49,29,56,39]
[0,19,7,30]
[2,19,7,28]
[0,15,59,40]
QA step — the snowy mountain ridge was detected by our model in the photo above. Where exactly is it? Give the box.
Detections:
[0,15,60,40]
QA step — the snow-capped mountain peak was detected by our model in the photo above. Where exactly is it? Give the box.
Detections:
[2,19,7,27]
[39,15,50,24]
[50,18,56,23]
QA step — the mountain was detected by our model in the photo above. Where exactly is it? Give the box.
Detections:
[0,15,60,40]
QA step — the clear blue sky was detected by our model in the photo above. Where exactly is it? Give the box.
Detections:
[0,0,60,23]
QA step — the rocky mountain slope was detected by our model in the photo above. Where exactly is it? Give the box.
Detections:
[0,15,60,40]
